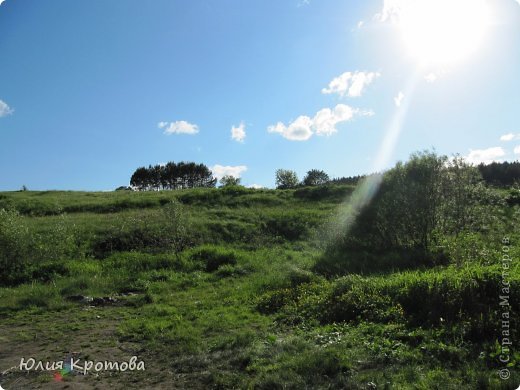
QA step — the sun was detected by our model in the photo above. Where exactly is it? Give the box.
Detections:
[397,0,490,65]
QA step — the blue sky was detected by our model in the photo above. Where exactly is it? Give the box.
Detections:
[0,0,519,190]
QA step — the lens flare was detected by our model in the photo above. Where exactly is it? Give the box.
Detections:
[398,0,490,65]
[330,72,420,239]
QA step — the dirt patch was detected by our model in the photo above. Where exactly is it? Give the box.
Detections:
[0,306,177,389]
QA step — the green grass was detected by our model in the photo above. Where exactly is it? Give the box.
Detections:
[0,184,519,389]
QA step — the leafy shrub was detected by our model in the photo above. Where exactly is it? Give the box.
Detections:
[507,186,520,206]
[90,201,192,258]
[262,212,312,241]
[256,288,297,314]
[159,200,193,256]
[188,245,240,272]
[0,196,15,211]
[215,264,249,278]
[285,266,317,286]
[318,277,403,324]
[320,152,494,275]
[91,225,158,258]
[314,248,448,276]
[31,261,70,283]
[0,209,31,285]
[15,284,65,310]
[203,220,258,243]
[392,267,517,340]
[59,275,92,296]
[258,264,519,341]
[34,215,80,262]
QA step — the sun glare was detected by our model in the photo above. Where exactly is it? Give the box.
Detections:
[398,0,490,65]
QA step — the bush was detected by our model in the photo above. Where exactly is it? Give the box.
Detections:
[314,248,448,276]
[91,225,158,258]
[13,284,65,310]
[188,245,240,272]
[257,264,519,341]
[31,261,70,283]
[215,264,249,278]
[262,212,312,241]
[256,287,298,315]
[34,215,80,262]
[159,200,193,256]
[319,278,403,324]
[90,201,192,258]
[320,152,492,275]
[0,209,31,286]
[203,220,258,243]
[507,186,520,206]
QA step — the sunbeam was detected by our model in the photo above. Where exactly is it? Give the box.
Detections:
[331,71,421,240]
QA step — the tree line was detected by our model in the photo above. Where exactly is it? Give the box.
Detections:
[275,168,364,189]
[128,159,520,192]
[478,161,520,187]
[130,162,217,191]
[275,160,520,190]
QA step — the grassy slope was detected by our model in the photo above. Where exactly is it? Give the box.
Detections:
[0,186,519,389]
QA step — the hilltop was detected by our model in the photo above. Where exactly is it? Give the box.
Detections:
[0,153,519,389]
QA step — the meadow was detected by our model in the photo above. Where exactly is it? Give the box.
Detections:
[0,153,519,389]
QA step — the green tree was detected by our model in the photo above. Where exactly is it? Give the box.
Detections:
[302,169,330,186]
[439,155,485,235]
[275,169,299,189]
[130,161,216,191]
[130,167,150,191]
[343,151,491,254]
[220,175,241,187]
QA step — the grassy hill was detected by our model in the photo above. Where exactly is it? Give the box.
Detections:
[0,161,519,388]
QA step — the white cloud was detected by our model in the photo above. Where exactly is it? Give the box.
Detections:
[465,147,505,165]
[357,20,364,29]
[231,122,246,143]
[248,184,264,189]
[0,100,13,117]
[424,73,438,83]
[297,0,310,7]
[158,120,199,135]
[0,0,6,6]
[394,91,404,107]
[210,164,247,180]
[500,133,520,142]
[268,104,370,141]
[268,116,313,141]
[514,145,520,155]
[321,71,380,97]
[374,0,402,22]
[313,104,356,136]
